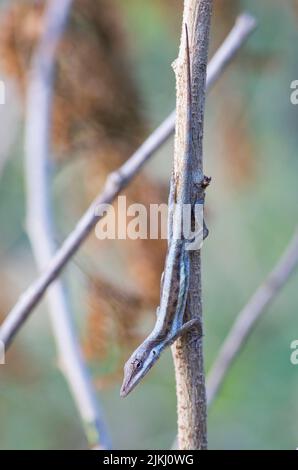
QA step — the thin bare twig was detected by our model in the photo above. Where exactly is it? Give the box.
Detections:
[21,0,110,449]
[207,229,298,406]
[0,12,256,351]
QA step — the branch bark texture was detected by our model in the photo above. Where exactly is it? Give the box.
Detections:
[207,229,298,406]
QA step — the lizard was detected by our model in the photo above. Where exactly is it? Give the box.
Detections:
[120,24,210,398]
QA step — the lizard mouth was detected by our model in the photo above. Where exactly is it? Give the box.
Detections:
[120,375,140,398]
[120,364,149,397]
[120,383,129,398]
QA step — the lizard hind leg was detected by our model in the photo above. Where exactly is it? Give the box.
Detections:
[164,318,201,349]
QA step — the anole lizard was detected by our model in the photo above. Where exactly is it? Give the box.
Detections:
[120,24,210,397]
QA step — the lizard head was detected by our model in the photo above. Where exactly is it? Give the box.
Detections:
[120,341,160,397]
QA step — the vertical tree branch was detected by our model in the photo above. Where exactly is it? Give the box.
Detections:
[207,229,298,406]
[171,0,212,450]
[23,0,110,449]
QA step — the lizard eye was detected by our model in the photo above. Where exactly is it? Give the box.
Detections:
[152,350,156,356]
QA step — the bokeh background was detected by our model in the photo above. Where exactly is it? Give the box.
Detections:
[0,0,298,450]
